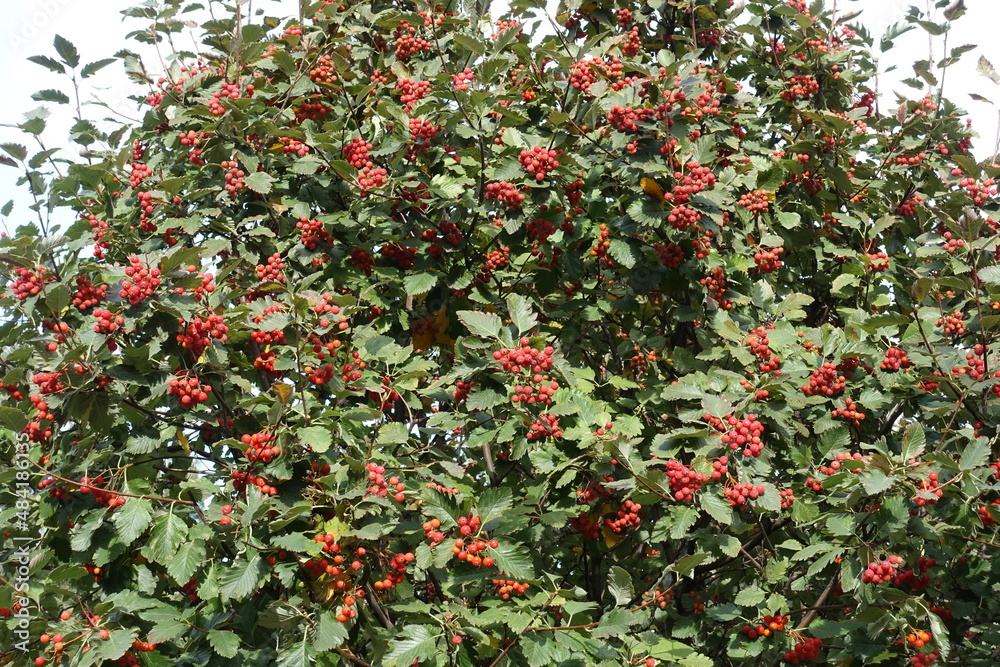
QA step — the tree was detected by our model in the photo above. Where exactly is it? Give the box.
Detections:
[2,0,1000,664]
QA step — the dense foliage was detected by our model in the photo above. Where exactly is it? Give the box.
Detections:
[3,0,1000,664]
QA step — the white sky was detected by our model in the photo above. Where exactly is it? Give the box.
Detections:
[1,0,999,234]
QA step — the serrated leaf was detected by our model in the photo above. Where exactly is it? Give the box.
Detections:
[607,566,634,606]
[430,174,465,199]
[507,294,537,335]
[901,422,925,462]
[1,143,27,162]
[219,554,265,601]
[0,407,28,431]
[404,272,437,296]
[608,239,636,268]
[82,58,116,78]
[112,497,152,546]
[384,625,438,667]
[31,89,70,104]
[208,630,240,658]
[487,543,535,580]
[478,487,513,529]
[277,640,312,667]
[166,540,204,585]
[315,611,349,651]
[734,585,766,607]
[298,425,332,453]
[977,265,1000,285]
[701,492,733,524]
[244,171,276,194]
[147,513,188,565]
[27,55,65,74]
[979,55,1000,86]
[670,505,700,539]
[520,635,557,667]
[456,310,502,338]
[959,436,990,471]
[53,35,80,67]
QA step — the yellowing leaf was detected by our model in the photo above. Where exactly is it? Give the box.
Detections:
[273,383,293,405]
[641,177,664,201]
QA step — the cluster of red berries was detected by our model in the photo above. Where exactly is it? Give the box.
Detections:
[280,137,309,156]
[654,242,684,268]
[380,242,417,270]
[168,372,212,407]
[341,350,365,384]
[832,398,865,426]
[525,413,562,440]
[666,162,716,204]
[862,555,903,584]
[914,472,943,506]
[357,164,388,193]
[699,268,733,310]
[120,256,161,306]
[724,482,765,509]
[714,414,765,457]
[396,78,431,111]
[366,462,406,502]
[79,475,127,508]
[135,191,157,231]
[897,195,922,217]
[11,267,51,300]
[452,68,474,90]
[452,537,497,568]
[754,246,784,273]
[176,314,228,358]
[519,145,562,181]
[942,231,965,253]
[802,362,846,397]
[818,452,866,476]
[129,160,153,189]
[343,138,373,168]
[393,21,431,60]
[493,579,530,599]
[485,181,526,209]
[606,104,655,132]
[478,246,511,282]
[664,459,709,501]
[221,160,245,197]
[232,470,278,496]
[296,216,334,250]
[666,204,702,231]
[256,254,286,283]
[783,637,822,664]
[865,250,890,272]
[746,326,781,373]
[737,190,769,214]
[881,347,912,371]
[936,311,965,336]
[741,614,787,639]
[72,276,107,311]
[605,499,642,532]
[957,175,997,206]
[309,54,338,84]
[242,432,280,464]
[780,75,820,101]
[406,118,438,159]
[349,247,374,275]
[494,338,559,405]
[779,488,795,508]
[91,309,124,339]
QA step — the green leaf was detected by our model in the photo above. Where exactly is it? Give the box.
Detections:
[900,422,925,462]
[477,487,513,529]
[27,55,65,74]
[0,407,28,431]
[277,640,312,667]
[430,174,467,199]
[82,58,117,78]
[315,611,349,651]
[147,513,188,565]
[166,540,204,585]
[219,554,265,601]
[384,625,438,667]
[456,310,502,338]
[670,505,700,539]
[244,171,276,194]
[31,89,70,104]
[208,630,240,658]
[507,294,537,335]
[734,585,766,607]
[608,239,636,268]
[607,566,634,606]
[487,543,535,580]
[959,436,990,471]
[520,635,558,667]
[298,425,332,453]
[977,265,1000,285]
[1,143,27,162]
[404,272,437,296]
[53,35,81,67]
[701,492,734,525]
[112,497,152,546]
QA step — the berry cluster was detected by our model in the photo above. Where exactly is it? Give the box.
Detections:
[478,246,511,282]
[366,462,406,502]
[802,362,846,397]
[936,311,965,337]
[221,160,245,198]
[452,536,497,568]
[256,254,286,283]
[280,137,309,156]
[746,326,781,373]
[242,432,280,464]
[665,460,709,501]
[832,398,866,426]
[779,488,795,508]
[72,276,107,311]
[485,181,526,209]
[452,68,474,90]
[783,638,822,664]
[519,146,562,181]
[168,372,212,408]
[343,138,373,168]
[914,472,943,506]
[493,579,530,599]
[393,21,431,60]
[714,414,765,457]
[654,242,684,268]
[910,650,938,666]
[11,267,51,300]
[525,413,562,440]
[120,256,161,306]
[605,499,642,532]
[866,250,890,272]
[754,246,784,273]
[396,78,431,112]
[176,314,228,359]
[349,247,374,275]
[862,555,903,584]
[667,205,702,231]
[957,176,997,207]
[493,338,559,405]
[79,475,127,509]
[92,309,124,338]
[724,482,764,509]
[741,614,787,639]
[232,470,278,496]
[818,452,866,476]
[296,216,334,250]
[897,195,922,217]
[666,162,716,204]
[406,118,438,159]
[129,161,153,189]
[358,165,388,193]
[309,55,338,84]
[881,347,912,371]
[737,190,769,214]
[606,104,655,132]
[780,75,820,101]
[699,267,733,310]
